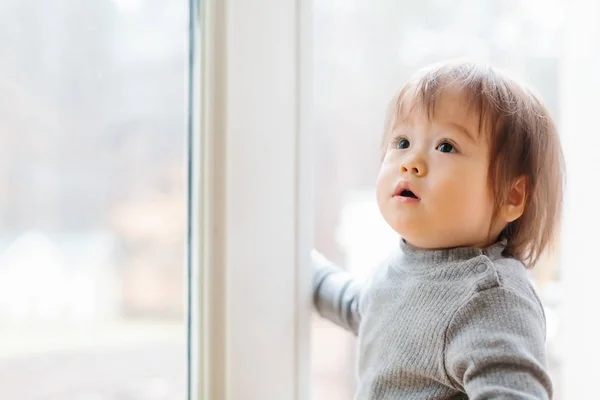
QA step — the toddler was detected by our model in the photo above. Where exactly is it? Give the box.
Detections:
[312,60,564,399]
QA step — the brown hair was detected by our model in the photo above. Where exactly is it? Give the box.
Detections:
[382,60,565,267]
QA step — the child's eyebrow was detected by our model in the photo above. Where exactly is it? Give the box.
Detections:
[444,122,476,143]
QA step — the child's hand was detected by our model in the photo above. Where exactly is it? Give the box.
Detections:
[311,249,362,335]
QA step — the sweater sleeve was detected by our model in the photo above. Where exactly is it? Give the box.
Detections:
[311,250,362,335]
[444,287,552,399]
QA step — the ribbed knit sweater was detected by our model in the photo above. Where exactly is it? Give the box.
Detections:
[312,240,552,399]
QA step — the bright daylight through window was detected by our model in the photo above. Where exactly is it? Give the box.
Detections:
[0,1,189,399]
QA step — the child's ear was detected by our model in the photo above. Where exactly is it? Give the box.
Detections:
[501,175,528,223]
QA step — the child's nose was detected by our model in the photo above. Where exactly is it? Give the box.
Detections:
[400,158,427,177]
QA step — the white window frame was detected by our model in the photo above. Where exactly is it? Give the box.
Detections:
[189,0,313,399]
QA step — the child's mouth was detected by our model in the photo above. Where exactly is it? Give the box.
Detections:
[399,189,418,199]
[393,181,420,202]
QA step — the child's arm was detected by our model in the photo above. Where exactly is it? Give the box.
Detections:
[444,287,552,399]
[311,250,362,335]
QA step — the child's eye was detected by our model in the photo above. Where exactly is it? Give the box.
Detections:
[436,141,456,153]
[395,138,410,149]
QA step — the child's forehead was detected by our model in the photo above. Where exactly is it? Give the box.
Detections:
[393,84,490,138]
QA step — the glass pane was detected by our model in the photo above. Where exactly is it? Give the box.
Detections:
[0,1,189,399]
[311,0,566,398]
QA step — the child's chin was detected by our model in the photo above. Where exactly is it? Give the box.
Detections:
[391,216,424,237]
[394,227,427,246]
[394,223,448,249]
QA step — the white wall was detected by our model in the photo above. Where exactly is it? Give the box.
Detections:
[559,0,600,396]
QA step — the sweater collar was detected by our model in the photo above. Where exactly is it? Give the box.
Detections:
[394,238,506,272]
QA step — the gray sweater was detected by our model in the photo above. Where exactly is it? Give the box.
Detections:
[312,240,552,399]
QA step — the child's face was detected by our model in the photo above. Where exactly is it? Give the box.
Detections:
[376,89,500,249]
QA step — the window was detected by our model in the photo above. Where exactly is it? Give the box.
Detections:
[3,0,598,399]
[0,1,188,399]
